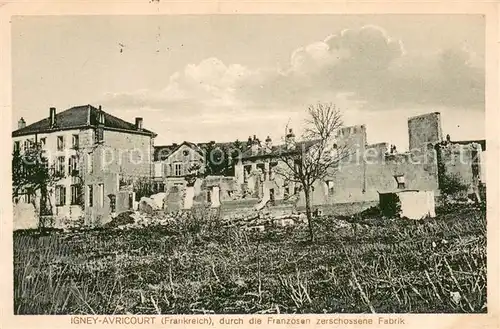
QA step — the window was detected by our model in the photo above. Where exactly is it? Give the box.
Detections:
[20,193,32,204]
[128,193,133,209]
[257,163,265,172]
[87,153,93,173]
[269,188,275,204]
[244,165,251,183]
[95,127,104,143]
[87,185,93,207]
[55,185,66,206]
[154,162,163,178]
[56,156,65,176]
[71,184,81,205]
[174,163,183,176]
[72,134,79,148]
[98,184,104,207]
[57,136,65,151]
[207,190,211,203]
[68,155,79,176]
[395,175,406,189]
[154,182,165,193]
[23,139,34,150]
[13,141,20,152]
[283,182,289,198]
[327,180,335,194]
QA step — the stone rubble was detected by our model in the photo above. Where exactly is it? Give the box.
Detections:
[103,201,358,233]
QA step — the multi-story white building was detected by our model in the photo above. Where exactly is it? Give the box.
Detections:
[12,105,157,227]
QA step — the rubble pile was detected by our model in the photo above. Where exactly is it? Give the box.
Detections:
[105,197,352,233]
[106,211,176,230]
[219,210,308,232]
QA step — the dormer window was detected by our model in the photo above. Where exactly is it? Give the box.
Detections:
[98,112,105,125]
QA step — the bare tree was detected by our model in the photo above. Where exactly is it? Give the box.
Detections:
[12,141,59,229]
[275,103,350,242]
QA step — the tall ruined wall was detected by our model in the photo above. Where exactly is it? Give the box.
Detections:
[297,143,439,206]
[336,125,367,165]
[99,130,153,178]
[408,112,443,150]
[79,129,152,225]
[436,142,482,193]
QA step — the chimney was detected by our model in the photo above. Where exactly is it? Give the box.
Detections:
[18,117,26,130]
[251,135,260,155]
[135,117,143,131]
[49,107,56,127]
[265,136,272,153]
[285,128,296,150]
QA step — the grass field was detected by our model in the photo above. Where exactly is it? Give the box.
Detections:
[13,203,487,314]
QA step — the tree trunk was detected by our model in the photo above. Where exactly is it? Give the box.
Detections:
[304,187,314,242]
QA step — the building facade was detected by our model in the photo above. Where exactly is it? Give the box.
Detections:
[153,141,206,190]
[12,105,156,227]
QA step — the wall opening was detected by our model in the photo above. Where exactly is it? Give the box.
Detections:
[394,175,406,189]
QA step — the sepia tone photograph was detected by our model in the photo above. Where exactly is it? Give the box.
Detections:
[10,13,488,316]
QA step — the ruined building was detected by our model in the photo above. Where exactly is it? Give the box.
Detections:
[153,111,484,217]
[12,105,156,227]
[12,108,485,227]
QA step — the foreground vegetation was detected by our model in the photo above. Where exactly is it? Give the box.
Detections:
[14,204,486,314]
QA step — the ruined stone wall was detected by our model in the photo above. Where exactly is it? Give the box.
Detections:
[79,129,153,226]
[92,130,153,178]
[297,144,439,206]
[296,201,378,217]
[336,125,367,165]
[408,112,443,150]
[219,198,260,218]
[436,142,482,193]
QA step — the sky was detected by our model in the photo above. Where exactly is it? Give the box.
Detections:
[11,15,485,150]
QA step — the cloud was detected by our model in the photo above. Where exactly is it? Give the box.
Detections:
[100,25,484,118]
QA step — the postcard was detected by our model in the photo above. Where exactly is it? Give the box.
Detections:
[0,1,498,328]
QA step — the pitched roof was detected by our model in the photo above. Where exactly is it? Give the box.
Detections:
[153,141,205,161]
[12,105,156,137]
[154,140,249,161]
[154,145,178,161]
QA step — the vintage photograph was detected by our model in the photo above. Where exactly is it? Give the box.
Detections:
[11,14,486,315]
